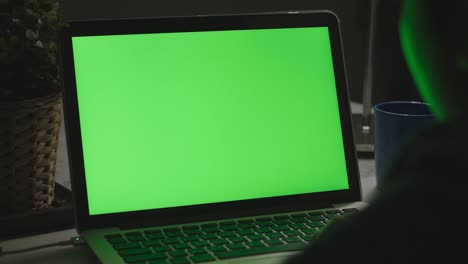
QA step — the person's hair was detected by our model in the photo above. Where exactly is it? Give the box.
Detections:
[401,0,468,119]
[423,0,468,87]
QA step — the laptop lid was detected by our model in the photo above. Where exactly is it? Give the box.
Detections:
[59,10,361,233]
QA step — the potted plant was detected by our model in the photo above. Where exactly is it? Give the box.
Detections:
[0,0,68,216]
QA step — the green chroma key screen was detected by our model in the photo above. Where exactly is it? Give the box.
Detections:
[71,26,349,215]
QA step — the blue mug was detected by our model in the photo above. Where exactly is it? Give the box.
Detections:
[373,101,435,190]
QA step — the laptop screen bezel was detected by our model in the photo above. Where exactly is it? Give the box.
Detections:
[59,10,361,232]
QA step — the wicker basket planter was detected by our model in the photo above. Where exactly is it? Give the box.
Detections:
[0,93,62,216]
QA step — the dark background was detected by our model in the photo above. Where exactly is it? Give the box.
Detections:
[60,0,422,105]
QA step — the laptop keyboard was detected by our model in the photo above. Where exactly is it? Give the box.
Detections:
[105,208,358,264]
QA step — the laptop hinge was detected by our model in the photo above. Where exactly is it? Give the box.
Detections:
[117,202,336,230]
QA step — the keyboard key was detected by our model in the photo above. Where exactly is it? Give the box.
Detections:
[219,231,237,238]
[307,221,324,228]
[202,227,220,233]
[291,218,308,224]
[201,223,217,228]
[173,243,191,250]
[239,223,256,229]
[127,236,146,242]
[301,228,318,235]
[200,234,217,240]
[227,243,247,250]
[181,236,199,242]
[214,243,307,259]
[182,225,198,230]
[183,229,202,235]
[145,229,163,234]
[143,241,163,247]
[164,227,180,232]
[191,241,210,248]
[162,238,180,245]
[247,234,265,241]
[272,226,290,232]
[237,229,255,235]
[256,221,274,227]
[170,257,190,264]
[147,233,165,240]
[291,213,307,218]
[208,245,227,252]
[307,215,325,221]
[220,225,238,231]
[284,236,301,243]
[125,231,143,236]
[290,223,307,230]
[284,230,301,236]
[229,236,248,243]
[165,231,184,238]
[273,219,291,226]
[188,248,208,255]
[169,250,188,257]
[264,239,283,245]
[153,245,172,253]
[255,227,272,234]
[210,238,228,245]
[307,211,325,216]
[266,232,284,239]
[219,221,236,226]
[119,247,152,256]
[246,241,266,248]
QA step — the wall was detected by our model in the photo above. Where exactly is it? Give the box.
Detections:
[60,0,371,103]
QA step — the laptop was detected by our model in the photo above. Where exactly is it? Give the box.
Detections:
[59,10,363,264]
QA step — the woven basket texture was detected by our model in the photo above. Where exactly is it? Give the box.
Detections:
[0,93,62,216]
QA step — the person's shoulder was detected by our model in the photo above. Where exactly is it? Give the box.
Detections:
[420,118,468,138]
[408,118,468,158]
[382,118,468,190]
[396,118,468,159]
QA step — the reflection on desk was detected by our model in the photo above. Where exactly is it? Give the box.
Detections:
[1,229,97,264]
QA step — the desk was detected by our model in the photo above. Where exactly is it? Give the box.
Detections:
[1,101,376,263]
[0,158,376,264]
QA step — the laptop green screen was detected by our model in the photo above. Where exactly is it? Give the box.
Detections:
[71,26,349,216]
